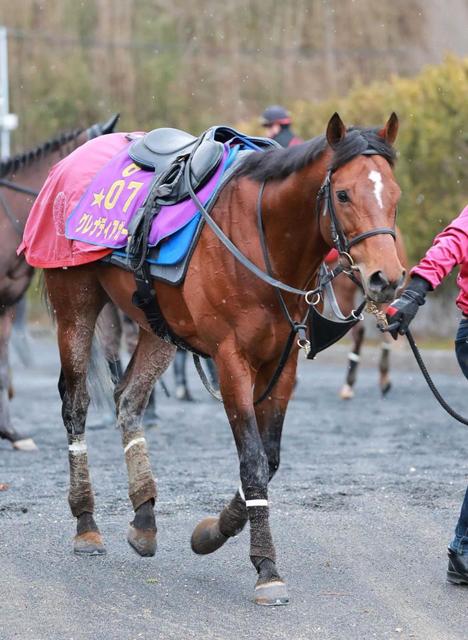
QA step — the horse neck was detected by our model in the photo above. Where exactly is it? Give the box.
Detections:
[261,157,330,290]
[3,131,89,225]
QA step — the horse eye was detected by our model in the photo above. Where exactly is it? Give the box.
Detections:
[336,190,349,203]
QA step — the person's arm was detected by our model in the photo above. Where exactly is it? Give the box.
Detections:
[410,225,468,289]
[385,216,468,337]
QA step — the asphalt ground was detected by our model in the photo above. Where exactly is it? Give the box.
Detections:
[1,331,468,640]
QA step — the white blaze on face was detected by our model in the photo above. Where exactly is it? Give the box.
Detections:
[368,170,384,209]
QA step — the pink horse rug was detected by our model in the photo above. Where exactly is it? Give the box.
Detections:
[18,132,229,269]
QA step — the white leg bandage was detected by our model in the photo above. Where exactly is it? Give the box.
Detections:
[68,441,87,455]
[238,484,268,507]
[124,436,147,454]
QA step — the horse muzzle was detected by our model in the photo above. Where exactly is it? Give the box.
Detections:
[365,269,406,303]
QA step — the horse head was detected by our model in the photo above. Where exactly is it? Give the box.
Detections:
[320,112,405,303]
[86,113,120,140]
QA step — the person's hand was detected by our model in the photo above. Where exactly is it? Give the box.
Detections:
[384,276,431,339]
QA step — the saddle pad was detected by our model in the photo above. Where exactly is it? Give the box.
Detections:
[103,147,247,284]
[66,142,230,250]
[109,144,241,267]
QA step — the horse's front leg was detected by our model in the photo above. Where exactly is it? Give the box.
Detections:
[340,323,365,399]
[379,333,392,395]
[114,328,175,556]
[191,355,297,557]
[250,354,299,605]
[0,310,37,451]
[0,311,17,443]
[192,348,288,605]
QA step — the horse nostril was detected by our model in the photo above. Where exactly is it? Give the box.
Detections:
[369,271,390,291]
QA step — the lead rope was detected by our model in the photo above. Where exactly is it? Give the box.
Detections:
[405,330,468,426]
[370,306,468,427]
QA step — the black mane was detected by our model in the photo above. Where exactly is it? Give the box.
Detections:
[236,127,396,182]
[0,128,83,178]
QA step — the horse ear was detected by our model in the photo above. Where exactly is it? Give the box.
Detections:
[378,112,399,145]
[326,113,346,147]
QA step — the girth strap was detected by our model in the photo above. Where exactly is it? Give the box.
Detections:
[131,262,208,357]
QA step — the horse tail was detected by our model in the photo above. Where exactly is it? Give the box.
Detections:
[38,270,54,321]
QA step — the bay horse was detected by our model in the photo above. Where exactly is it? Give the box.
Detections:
[325,228,408,399]
[40,113,405,605]
[0,114,119,450]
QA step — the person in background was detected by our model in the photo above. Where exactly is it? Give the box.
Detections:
[174,348,194,402]
[260,105,303,148]
[384,203,468,586]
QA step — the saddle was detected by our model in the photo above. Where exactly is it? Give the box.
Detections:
[125,126,279,353]
[128,125,276,206]
[129,127,224,204]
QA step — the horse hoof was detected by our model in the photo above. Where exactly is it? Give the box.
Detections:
[73,531,106,555]
[127,524,157,557]
[12,438,38,452]
[254,580,289,606]
[175,385,195,402]
[339,384,354,400]
[191,517,227,555]
[381,381,392,396]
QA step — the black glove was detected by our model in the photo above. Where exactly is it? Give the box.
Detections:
[385,276,432,339]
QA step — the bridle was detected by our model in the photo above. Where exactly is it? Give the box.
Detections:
[316,151,397,258]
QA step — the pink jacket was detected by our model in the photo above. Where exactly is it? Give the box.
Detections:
[411,205,468,315]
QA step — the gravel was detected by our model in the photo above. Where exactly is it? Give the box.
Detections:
[1,332,467,640]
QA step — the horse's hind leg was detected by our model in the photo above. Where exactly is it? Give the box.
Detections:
[45,268,106,555]
[115,328,175,556]
[379,334,392,395]
[340,323,365,400]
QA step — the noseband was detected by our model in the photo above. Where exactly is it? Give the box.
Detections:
[316,152,396,255]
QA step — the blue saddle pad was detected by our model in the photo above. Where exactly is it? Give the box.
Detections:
[149,213,201,265]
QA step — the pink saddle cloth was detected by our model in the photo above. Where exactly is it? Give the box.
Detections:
[18,133,133,268]
[19,131,229,269]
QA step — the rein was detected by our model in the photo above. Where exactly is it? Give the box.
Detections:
[0,180,40,237]
[184,137,402,402]
[183,138,398,403]
[0,189,28,236]
[183,135,326,302]
[0,180,39,196]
